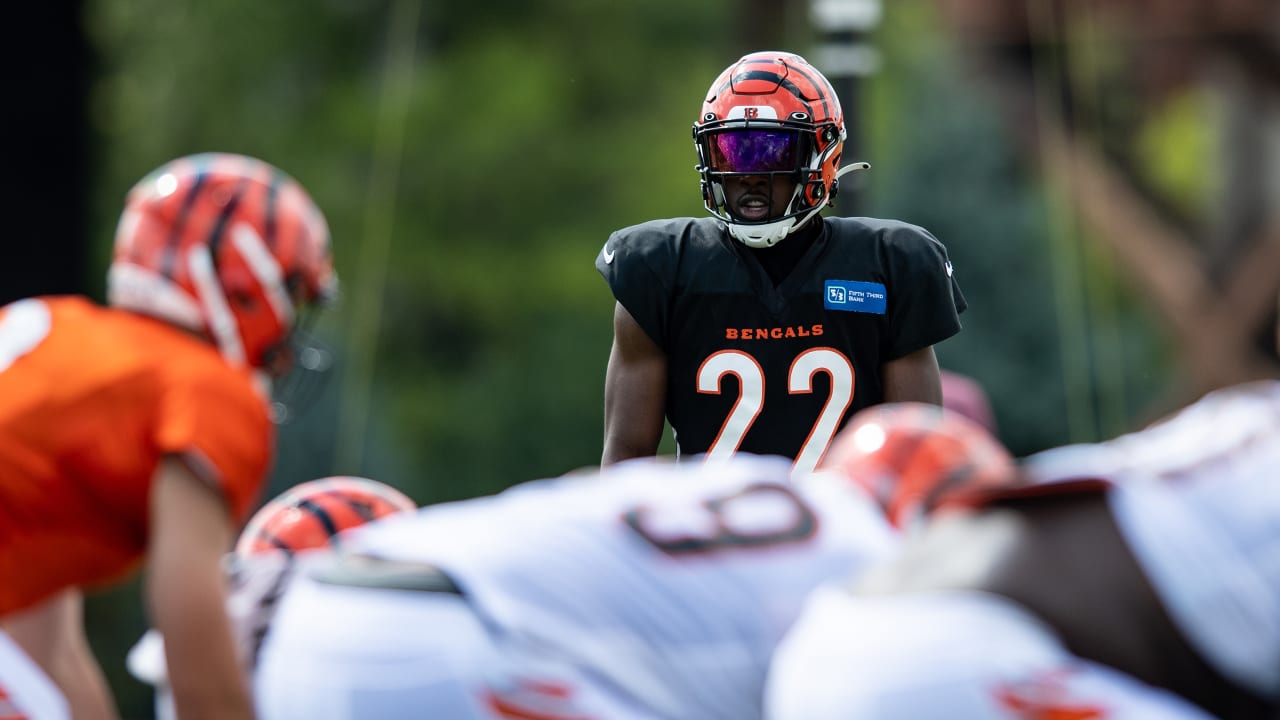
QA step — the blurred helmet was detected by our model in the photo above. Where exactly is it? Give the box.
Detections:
[108,152,337,373]
[693,51,867,248]
[819,402,1015,528]
[235,476,416,555]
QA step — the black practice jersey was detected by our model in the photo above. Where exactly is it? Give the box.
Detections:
[597,216,966,474]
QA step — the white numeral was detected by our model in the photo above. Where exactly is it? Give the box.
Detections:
[698,347,855,475]
[0,299,51,373]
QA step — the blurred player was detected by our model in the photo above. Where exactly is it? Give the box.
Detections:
[598,51,966,474]
[253,403,1013,720]
[0,153,336,720]
[129,476,417,720]
[940,368,997,436]
[765,381,1280,720]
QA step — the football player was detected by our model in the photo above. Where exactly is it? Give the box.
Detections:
[765,382,1280,719]
[253,403,1013,720]
[0,153,336,720]
[128,476,417,720]
[597,51,966,474]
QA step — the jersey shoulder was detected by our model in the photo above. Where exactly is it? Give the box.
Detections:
[597,217,727,279]
[824,216,949,259]
[596,217,733,347]
[123,309,274,520]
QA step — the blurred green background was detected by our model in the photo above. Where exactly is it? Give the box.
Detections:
[8,0,1277,715]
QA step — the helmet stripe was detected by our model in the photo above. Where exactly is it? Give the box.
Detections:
[783,64,839,122]
[232,222,293,325]
[733,69,816,116]
[296,497,341,539]
[325,490,381,523]
[264,171,281,249]
[205,177,249,261]
[160,168,208,279]
[263,531,296,553]
[188,244,245,365]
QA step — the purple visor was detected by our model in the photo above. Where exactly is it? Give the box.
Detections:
[707,130,803,174]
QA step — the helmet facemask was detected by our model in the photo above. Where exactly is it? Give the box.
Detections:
[695,116,841,248]
[264,291,336,425]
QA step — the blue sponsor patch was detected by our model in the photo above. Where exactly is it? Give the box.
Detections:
[824,280,887,314]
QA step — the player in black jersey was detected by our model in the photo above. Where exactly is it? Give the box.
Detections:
[596,50,967,474]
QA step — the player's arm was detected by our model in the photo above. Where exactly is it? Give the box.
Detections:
[1,588,119,720]
[146,456,254,720]
[602,301,667,465]
[882,345,943,405]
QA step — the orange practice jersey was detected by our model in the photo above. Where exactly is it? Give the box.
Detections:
[0,296,274,615]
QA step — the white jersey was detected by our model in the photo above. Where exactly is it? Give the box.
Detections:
[340,454,897,720]
[766,588,1219,720]
[1099,380,1280,700]
[766,383,1280,720]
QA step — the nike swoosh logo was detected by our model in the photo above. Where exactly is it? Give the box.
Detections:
[945,261,953,277]
[603,245,616,264]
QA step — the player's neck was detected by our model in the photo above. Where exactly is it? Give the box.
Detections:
[749,219,823,287]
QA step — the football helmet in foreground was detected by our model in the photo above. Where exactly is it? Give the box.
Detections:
[820,402,1015,528]
[235,476,416,555]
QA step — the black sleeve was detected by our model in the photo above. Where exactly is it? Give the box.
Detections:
[883,222,966,359]
[595,223,673,350]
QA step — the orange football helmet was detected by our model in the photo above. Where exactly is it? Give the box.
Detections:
[693,51,868,248]
[108,152,337,373]
[820,402,1015,528]
[235,476,416,555]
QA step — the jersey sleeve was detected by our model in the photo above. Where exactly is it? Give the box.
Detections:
[155,367,274,523]
[883,222,967,359]
[595,221,679,350]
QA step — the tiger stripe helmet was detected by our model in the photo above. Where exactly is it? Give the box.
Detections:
[235,476,416,555]
[108,153,337,372]
[819,402,1015,529]
[694,51,865,248]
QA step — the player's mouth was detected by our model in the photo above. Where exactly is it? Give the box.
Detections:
[735,196,771,221]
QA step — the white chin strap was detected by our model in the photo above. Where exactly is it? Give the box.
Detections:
[725,162,871,249]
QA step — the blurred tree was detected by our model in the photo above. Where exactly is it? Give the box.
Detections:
[860,3,1179,452]
[935,0,1280,420]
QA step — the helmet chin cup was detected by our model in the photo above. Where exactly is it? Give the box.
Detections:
[725,200,828,248]
[727,217,795,248]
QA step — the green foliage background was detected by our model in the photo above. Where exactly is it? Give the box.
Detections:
[79,1,1181,715]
